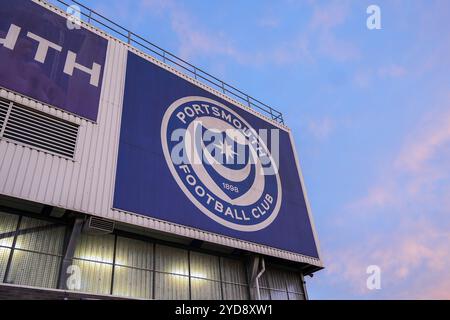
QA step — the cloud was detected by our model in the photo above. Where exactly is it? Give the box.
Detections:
[140,0,241,62]
[322,219,450,299]
[352,103,450,211]
[315,104,450,299]
[378,65,407,78]
[137,0,359,66]
[348,185,395,209]
[353,64,407,88]
[309,0,349,31]
[307,117,335,140]
[395,109,450,173]
[308,0,360,62]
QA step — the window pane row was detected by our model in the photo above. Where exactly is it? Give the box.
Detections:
[0,213,304,301]
[71,237,250,300]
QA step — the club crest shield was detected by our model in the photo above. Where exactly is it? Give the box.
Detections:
[161,96,282,232]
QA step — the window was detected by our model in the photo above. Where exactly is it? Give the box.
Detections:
[220,257,249,300]
[71,236,250,300]
[73,234,156,299]
[0,212,18,282]
[113,237,153,299]
[154,245,189,300]
[259,265,306,300]
[0,212,66,289]
[73,233,115,295]
[190,252,221,300]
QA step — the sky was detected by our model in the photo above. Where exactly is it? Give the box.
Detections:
[73,0,450,299]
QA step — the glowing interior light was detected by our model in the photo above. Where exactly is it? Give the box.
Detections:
[76,252,113,264]
[13,238,23,249]
[113,257,128,266]
[170,268,189,276]
[1,240,11,247]
[190,271,207,279]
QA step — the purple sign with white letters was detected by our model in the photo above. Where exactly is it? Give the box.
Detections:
[0,0,107,121]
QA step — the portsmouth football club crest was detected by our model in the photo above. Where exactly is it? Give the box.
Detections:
[161,96,282,232]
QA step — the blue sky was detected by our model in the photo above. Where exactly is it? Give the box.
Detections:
[78,0,450,299]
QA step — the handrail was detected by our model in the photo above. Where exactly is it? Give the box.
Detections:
[45,0,285,124]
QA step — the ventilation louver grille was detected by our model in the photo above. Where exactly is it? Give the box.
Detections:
[0,99,8,130]
[85,216,115,234]
[0,98,79,158]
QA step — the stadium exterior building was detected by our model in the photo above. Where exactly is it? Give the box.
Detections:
[0,0,323,300]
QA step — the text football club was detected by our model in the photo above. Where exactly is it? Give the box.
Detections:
[161,96,282,232]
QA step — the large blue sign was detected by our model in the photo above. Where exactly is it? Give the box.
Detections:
[114,51,319,259]
[0,0,107,121]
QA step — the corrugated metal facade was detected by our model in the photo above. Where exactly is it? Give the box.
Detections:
[0,0,322,268]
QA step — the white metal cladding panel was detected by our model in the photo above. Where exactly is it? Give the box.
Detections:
[115,237,154,270]
[16,217,66,255]
[0,39,128,217]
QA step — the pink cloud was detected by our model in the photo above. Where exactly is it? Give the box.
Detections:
[318,104,450,299]
[395,109,450,173]
[309,0,349,31]
[321,219,450,299]
[349,185,395,209]
[421,277,450,299]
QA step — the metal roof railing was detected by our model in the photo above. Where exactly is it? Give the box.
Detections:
[45,0,285,124]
